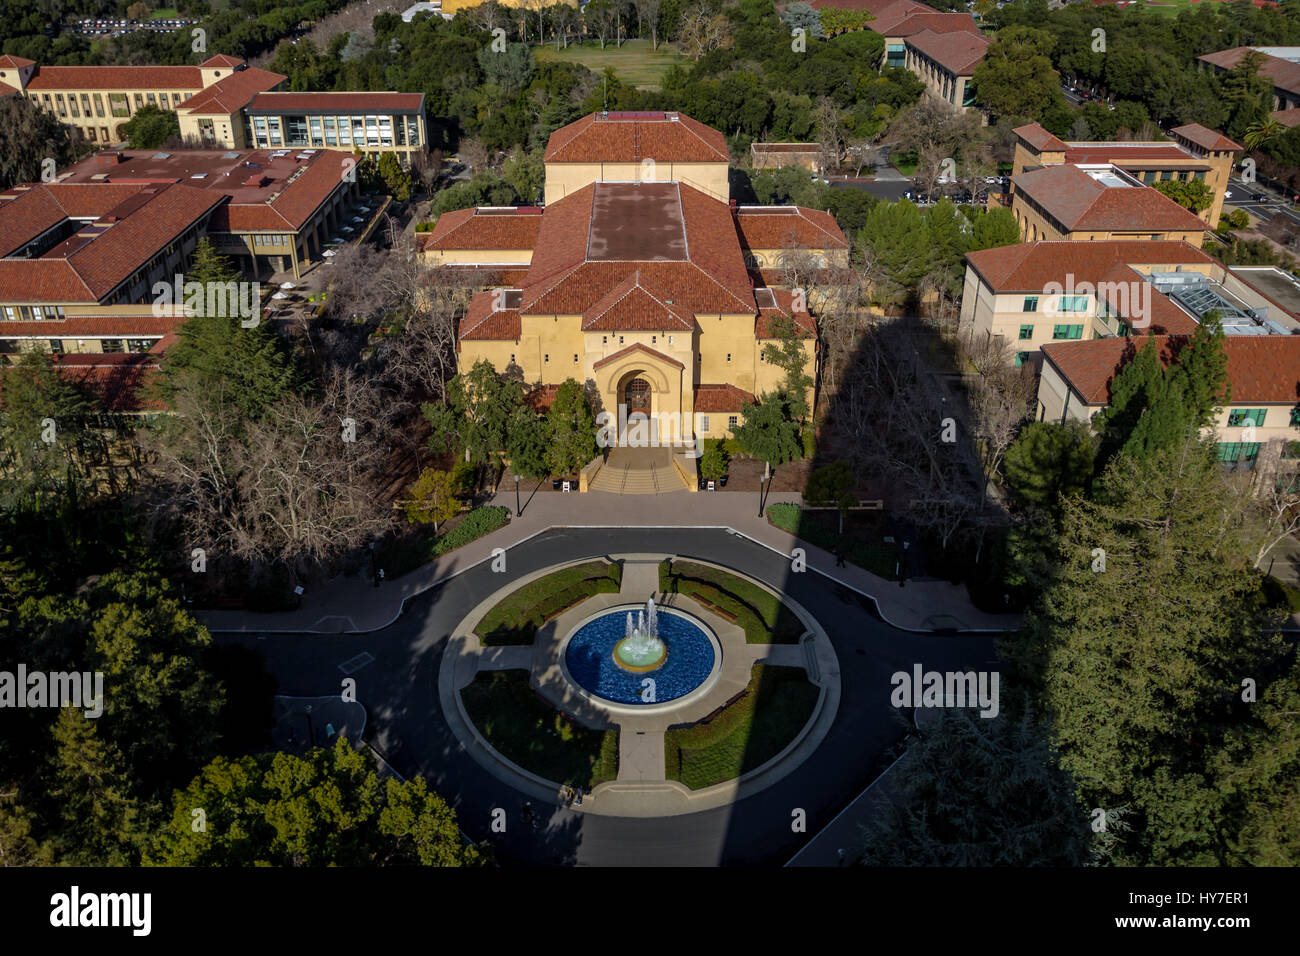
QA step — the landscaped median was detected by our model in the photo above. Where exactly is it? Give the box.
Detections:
[658,559,803,644]
[460,670,619,789]
[475,559,623,645]
[664,663,819,790]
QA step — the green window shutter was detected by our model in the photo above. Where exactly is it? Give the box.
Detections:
[1018,325,1034,340]
[1023,296,1038,312]
[1216,442,1238,462]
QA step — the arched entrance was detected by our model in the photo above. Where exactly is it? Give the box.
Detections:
[624,377,651,415]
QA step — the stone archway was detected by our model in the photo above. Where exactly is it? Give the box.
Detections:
[624,377,651,415]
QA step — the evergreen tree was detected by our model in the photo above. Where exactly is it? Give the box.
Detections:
[544,378,599,476]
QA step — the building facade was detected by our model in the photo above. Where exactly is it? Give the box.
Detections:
[427,112,850,447]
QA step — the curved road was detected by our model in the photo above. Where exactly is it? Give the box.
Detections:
[216,528,998,866]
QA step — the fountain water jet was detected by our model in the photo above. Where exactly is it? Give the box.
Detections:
[612,596,667,671]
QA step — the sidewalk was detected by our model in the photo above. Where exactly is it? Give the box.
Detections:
[198,489,1022,634]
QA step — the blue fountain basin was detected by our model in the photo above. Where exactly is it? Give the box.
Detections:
[564,606,716,705]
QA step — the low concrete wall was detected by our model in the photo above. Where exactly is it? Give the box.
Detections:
[672,450,697,492]
[579,454,603,493]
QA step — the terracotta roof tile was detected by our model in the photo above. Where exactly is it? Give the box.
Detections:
[754,286,815,337]
[1199,47,1300,99]
[1014,123,1068,153]
[459,289,521,340]
[544,111,728,164]
[873,10,980,37]
[694,383,754,412]
[734,205,849,250]
[177,67,285,116]
[1170,122,1243,153]
[1012,164,1209,233]
[905,29,989,76]
[1044,334,1300,407]
[964,239,1214,292]
[423,206,542,252]
[247,91,424,113]
[24,64,204,91]
[581,271,695,331]
[593,342,685,371]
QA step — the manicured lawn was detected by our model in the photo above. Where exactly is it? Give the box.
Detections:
[379,505,510,579]
[892,152,918,178]
[664,664,819,790]
[460,670,619,788]
[534,39,686,90]
[659,559,803,644]
[475,559,623,645]
[767,503,899,579]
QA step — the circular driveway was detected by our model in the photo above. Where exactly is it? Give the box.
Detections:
[216,528,998,866]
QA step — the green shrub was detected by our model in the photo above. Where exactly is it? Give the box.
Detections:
[476,560,623,644]
[699,439,729,481]
[414,220,436,232]
[659,559,802,643]
[432,505,509,556]
[801,427,817,460]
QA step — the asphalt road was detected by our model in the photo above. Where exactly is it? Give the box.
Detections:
[1226,177,1300,229]
[215,528,997,866]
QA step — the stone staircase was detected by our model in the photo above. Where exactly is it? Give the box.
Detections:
[588,448,688,494]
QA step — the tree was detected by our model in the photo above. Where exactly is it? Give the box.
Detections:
[0,93,78,191]
[544,378,598,477]
[1003,439,1282,864]
[698,439,729,482]
[760,315,814,424]
[805,459,856,533]
[1244,118,1285,153]
[779,2,823,40]
[404,468,460,531]
[424,360,523,468]
[677,4,732,61]
[1153,178,1215,214]
[506,406,550,479]
[969,207,1021,250]
[635,0,664,50]
[476,41,535,97]
[375,151,412,201]
[121,105,180,149]
[971,26,1068,121]
[48,708,139,866]
[148,737,479,866]
[858,708,1095,866]
[732,394,803,473]
[1003,421,1095,511]
[859,200,931,305]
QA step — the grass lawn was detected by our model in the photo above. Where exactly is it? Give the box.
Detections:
[150,8,181,17]
[659,559,803,644]
[892,152,918,178]
[767,503,899,580]
[378,505,510,579]
[475,559,623,645]
[664,663,819,790]
[534,38,686,90]
[460,670,618,788]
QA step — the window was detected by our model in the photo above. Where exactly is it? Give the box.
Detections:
[618,336,624,345]
[544,353,549,363]
[126,339,152,354]
[1059,296,1089,313]
[2,307,15,321]
[1290,407,1300,427]
[1228,408,1266,427]
[728,415,738,430]
[48,340,64,354]
[1018,325,1034,340]
[1014,351,1029,368]
[93,93,104,117]
[573,353,578,363]
[1052,324,1083,340]
[726,352,732,363]
[1216,442,1260,468]
[668,335,674,345]
[101,339,124,353]
[601,335,607,345]
[651,335,656,344]
[700,415,710,433]
[509,354,515,364]
[1022,296,1038,312]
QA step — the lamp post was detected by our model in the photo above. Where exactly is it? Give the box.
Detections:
[368,540,378,588]
[758,461,771,518]
[514,473,521,518]
[899,540,910,588]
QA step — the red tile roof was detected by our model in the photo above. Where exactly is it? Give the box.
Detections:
[199,54,245,68]
[459,289,522,341]
[754,287,816,338]
[1014,123,1068,153]
[176,67,285,116]
[0,55,36,70]
[592,342,684,371]
[1012,164,1209,233]
[1170,122,1243,153]
[246,91,424,113]
[423,206,543,252]
[694,383,754,412]
[51,351,166,412]
[1273,108,1300,129]
[544,112,728,164]
[806,0,920,13]
[23,65,205,91]
[1198,47,1300,99]
[734,206,849,250]
[873,10,980,37]
[964,239,1214,292]
[581,271,695,331]
[0,182,223,302]
[1043,334,1300,406]
[0,312,181,339]
[905,28,990,77]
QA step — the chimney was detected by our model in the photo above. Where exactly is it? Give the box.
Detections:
[95,151,125,165]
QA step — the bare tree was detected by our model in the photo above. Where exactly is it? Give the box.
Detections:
[677,4,731,61]
[1252,464,1300,569]
[958,328,1034,497]
[636,0,663,50]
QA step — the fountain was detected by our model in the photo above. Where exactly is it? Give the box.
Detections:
[612,596,668,672]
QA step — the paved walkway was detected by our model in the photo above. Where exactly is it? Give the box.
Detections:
[200,489,1020,635]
